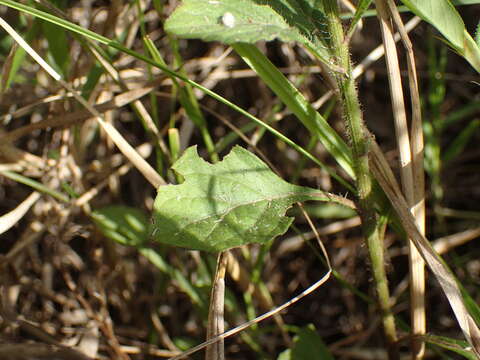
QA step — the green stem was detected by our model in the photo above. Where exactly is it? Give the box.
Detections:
[232,43,354,181]
[322,1,398,358]
[1,170,70,203]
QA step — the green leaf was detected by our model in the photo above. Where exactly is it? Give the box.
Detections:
[277,349,291,360]
[165,0,300,44]
[277,325,334,360]
[400,0,480,72]
[164,0,331,65]
[452,0,480,5]
[151,146,321,252]
[92,206,149,247]
[400,0,464,51]
[41,19,70,76]
[292,203,356,219]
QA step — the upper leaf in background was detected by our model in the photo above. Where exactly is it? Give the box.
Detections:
[401,0,480,72]
[402,0,464,49]
[151,146,320,252]
[164,0,331,64]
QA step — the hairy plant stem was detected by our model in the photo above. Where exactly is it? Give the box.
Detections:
[322,1,398,358]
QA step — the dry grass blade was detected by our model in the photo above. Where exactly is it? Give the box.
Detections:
[0,15,165,189]
[0,191,40,235]
[0,144,44,166]
[0,343,92,360]
[374,1,426,357]
[2,83,163,143]
[374,0,414,210]
[205,252,228,360]
[168,268,332,360]
[384,2,425,214]
[88,45,171,157]
[61,81,165,188]
[74,143,153,208]
[168,217,332,360]
[352,16,421,79]
[387,3,427,355]
[433,227,480,255]
[0,94,72,122]
[2,221,44,265]
[369,141,480,358]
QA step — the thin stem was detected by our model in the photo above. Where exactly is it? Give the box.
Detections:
[206,252,227,360]
[322,1,398,358]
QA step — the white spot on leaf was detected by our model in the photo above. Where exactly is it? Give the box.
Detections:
[222,12,236,28]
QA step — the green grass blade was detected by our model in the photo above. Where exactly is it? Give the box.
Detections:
[423,334,478,359]
[139,248,206,308]
[178,86,219,162]
[2,19,43,91]
[443,100,480,128]
[41,18,69,76]
[232,43,354,180]
[443,119,480,163]
[144,35,218,163]
[168,128,181,164]
[81,63,103,99]
[0,0,110,44]
[0,170,69,202]
[346,0,373,38]
[135,1,161,128]
[1,43,23,93]
[92,205,206,307]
